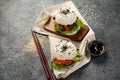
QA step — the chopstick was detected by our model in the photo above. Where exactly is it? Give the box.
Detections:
[32,31,54,80]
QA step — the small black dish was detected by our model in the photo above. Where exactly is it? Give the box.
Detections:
[87,40,106,56]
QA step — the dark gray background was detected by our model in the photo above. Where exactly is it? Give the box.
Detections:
[0,0,120,80]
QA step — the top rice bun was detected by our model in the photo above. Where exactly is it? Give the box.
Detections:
[52,40,77,60]
[55,7,77,25]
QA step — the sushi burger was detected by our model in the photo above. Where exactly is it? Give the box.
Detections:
[53,7,83,35]
[51,40,82,70]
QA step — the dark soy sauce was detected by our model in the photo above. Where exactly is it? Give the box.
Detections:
[88,41,104,55]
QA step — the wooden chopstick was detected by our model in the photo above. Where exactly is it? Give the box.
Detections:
[32,31,54,80]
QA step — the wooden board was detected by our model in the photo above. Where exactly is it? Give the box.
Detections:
[43,17,89,42]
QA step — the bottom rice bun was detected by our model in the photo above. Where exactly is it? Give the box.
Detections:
[51,40,82,70]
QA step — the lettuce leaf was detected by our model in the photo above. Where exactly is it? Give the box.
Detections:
[72,49,82,61]
[54,21,58,31]
[76,18,83,27]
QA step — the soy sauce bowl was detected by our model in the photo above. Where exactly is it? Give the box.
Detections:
[87,40,106,56]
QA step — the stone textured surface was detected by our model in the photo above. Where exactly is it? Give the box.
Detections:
[0,0,120,80]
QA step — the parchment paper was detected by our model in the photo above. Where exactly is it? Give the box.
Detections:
[33,1,96,79]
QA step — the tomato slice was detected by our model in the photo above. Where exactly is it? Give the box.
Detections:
[56,23,61,27]
[54,59,73,65]
[64,25,70,30]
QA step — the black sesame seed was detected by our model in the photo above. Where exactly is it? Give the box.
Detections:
[61,9,70,15]
[67,9,69,12]
[53,17,55,20]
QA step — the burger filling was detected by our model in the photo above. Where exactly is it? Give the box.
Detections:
[51,49,82,70]
[54,18,83,35]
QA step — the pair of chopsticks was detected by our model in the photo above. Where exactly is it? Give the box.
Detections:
[32,31,54,80]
